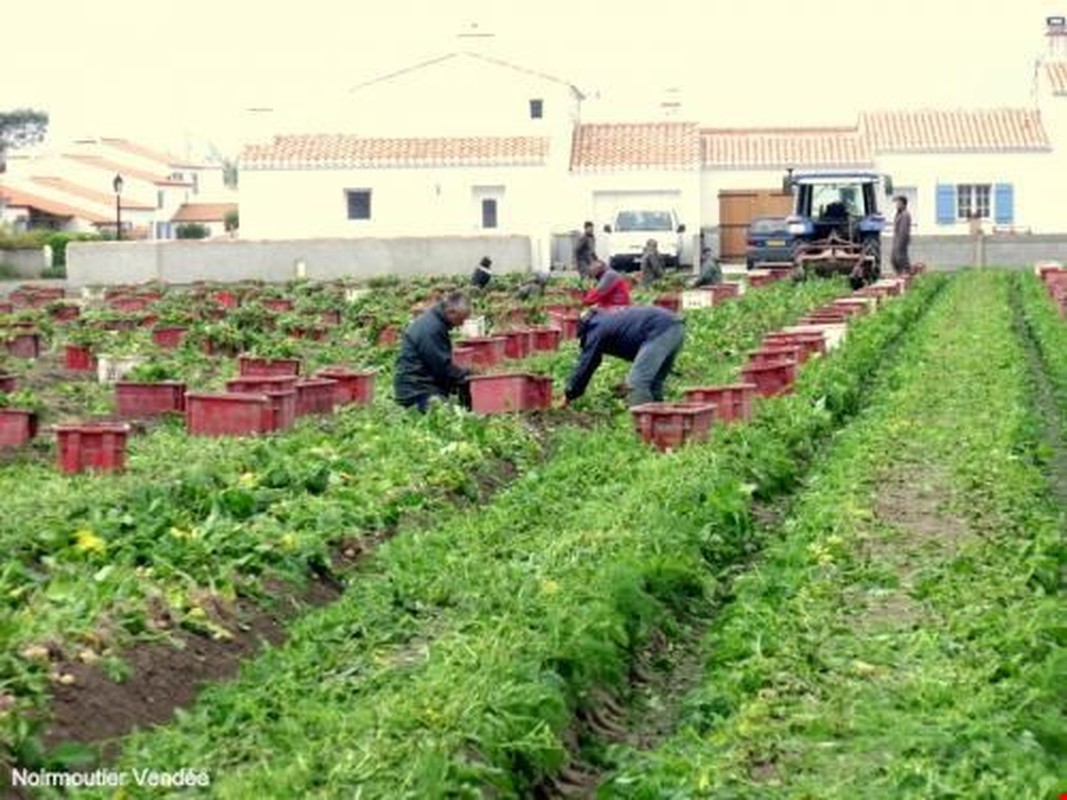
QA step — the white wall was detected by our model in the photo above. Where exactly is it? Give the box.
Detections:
[876,150,1063,233]
[241,164,557,269]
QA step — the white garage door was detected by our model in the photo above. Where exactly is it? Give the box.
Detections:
[592,191,682,232]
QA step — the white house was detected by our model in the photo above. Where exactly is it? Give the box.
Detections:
[239,51,582,269]
[238,17,1067,269]
[0,137,236,240]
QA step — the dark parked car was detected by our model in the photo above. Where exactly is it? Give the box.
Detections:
[745,216,794,269]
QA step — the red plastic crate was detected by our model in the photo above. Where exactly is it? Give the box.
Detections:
[109,296,150,313]
[501,329,534,361]
[186,393,271,437]
[762,332,826,359]
[65,344,95,371]
[740,359,797,398]
[530,326,562,352]
[54,423,130,473]
[456,336,508,369]
[654,294,682,313]
[453,346,476,370]
[0,301,14,314]
[215,290,238,309]
[296,378,337,416]
[748,273,776,287]
[226,375,299,394]
[152,326,188,349]
[376,325,399,346]
[100,318,138,332]
[5,332,40,359]
[259,388,296,431]
[682,383,757,423]
[50,304,81,322]
[468,373,553,414]
[238,355,302,377]
[747,344,805,366]
[830,299,871,316]
[0,372,15,393]
[262,298,294,313]
[631,402,717,451]
[315,368,375,406]
[0,409,38,447]
[548,311,581,340]
[115,381,187,417]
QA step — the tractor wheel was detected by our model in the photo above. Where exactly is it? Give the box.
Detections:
[861,237,882,282]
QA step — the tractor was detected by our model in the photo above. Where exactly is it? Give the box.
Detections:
[782,169,894,289]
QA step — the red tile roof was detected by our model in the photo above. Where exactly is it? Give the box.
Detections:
[99,138,181,167]
[0,183,110,223]
[30,176,155,210]
[240,135,550,169]
[350,51,585,99]
[569,122,700,171]
[700,127,873,169]
[859,108,1051,152]
[171,202,237,223]
[1047,61,1067,95]
[63,154,193,186]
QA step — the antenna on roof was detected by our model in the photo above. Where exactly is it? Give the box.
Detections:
[457,21,494,41]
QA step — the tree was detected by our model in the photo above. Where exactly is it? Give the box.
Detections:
[222,158,238,189]
[224,209,239,233]
[0,109,49,173]
[175,223,210,240]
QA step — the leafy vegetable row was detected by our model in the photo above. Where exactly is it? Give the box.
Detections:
[603,271,1065,798]
[87,277,945,798]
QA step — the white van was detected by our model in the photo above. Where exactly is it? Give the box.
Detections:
[602,209,686,272]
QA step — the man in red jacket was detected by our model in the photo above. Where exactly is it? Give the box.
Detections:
[582,259,631,309]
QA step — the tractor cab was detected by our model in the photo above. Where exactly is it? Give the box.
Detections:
[782,169,894,288]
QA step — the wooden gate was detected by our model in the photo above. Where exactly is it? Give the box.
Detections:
[718,190,793,261]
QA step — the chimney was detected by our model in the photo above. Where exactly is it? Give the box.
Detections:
[1048,15,1067,57]
[457,22,495,52]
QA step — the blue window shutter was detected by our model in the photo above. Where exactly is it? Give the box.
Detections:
[994,183,1014,224]
[935,184,956,225]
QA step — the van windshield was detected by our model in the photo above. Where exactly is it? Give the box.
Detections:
[615,211,673,232]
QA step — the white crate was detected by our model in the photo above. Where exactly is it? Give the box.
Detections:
[460,316,487,338]
[345,288,370,303]
[835,295,879,311]
[783,324,847,352]
[97,355,146,385]
[681,290,715,310]
[1034,260,1063,276]
[725,279,746,296]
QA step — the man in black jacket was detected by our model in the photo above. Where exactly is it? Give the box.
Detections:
[561,305,685,408]
[574,221,596,278]
[394,292,473,412]
[471,256,493,290]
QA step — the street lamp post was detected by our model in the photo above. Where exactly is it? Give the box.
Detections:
[112,173,124,241]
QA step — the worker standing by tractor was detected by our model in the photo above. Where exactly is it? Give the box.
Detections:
[560,305,685,408]
[891,196,912,275]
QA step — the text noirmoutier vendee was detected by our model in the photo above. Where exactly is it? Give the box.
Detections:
[11,767,210,789]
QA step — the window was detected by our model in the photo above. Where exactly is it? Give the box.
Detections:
[481,198,498,229]
[529,99,543,119]
[192,173,199,195]
[615,211,673,232]
[956,184,991,219]
[345,189,371,220]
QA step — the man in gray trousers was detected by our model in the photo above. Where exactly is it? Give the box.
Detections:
[560,305,685,408]
[891,195,912,275]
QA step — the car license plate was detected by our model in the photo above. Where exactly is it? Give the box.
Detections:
[767,239,786,246]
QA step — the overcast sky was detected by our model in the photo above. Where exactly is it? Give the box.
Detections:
[1,0,1061,158]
